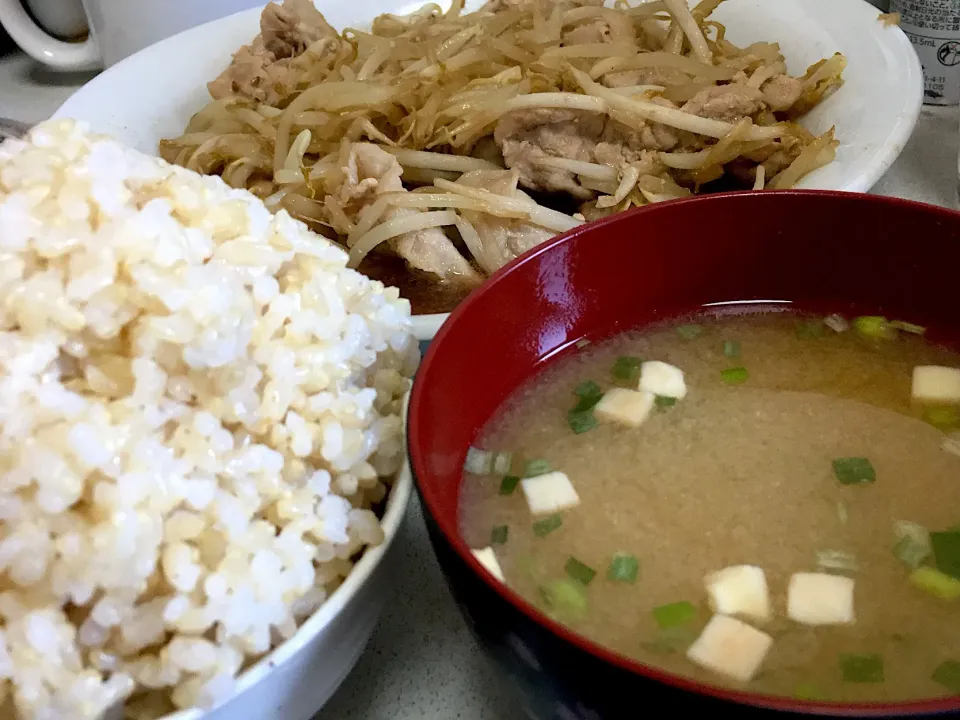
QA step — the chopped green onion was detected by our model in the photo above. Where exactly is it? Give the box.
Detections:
[723,340,741,358]
[894,536,930,569]
[539,579,588,618]
[533,514,563,537]
[909,567,960,600]
[568,382,604,434]
[893,520,931,568]
[655,395,677,408]
[464,447,492,475]
[895,520,931,541]
[571,395,603,414]
[491,525,508,545]
[572,382,604,413]
[524,459,551,477]
[652,600,697,629]
[931,530,960,579]
[574,380,602,398]
[923,406,960,431]
[890,320,926,335]
[795,319,825,339]
[837,500,849,525]
[854,316,894,340]
[491,451,514,475]
[575,338,592,349]
[932,660,960,693]
[793,681,823,700]
[612,356,643,383]
[565,557,597,586]
[499,475,520,495]
[567,408,599,434]
[572,394,603,412]
[720,367,748,385]
[824,314,849,333]
[816,549,859,574]
[840,653,884,683]
[832,456,876,485]
[606,552,639,583]
[676,324,702,339]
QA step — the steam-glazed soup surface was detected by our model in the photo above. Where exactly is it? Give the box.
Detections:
[461,312,960,702]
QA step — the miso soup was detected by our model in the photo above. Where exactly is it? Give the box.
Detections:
[459,312,960,702]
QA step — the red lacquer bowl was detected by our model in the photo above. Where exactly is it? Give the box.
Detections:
[408,191,960,719]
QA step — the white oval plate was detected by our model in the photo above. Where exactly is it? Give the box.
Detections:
[54,0,922,341]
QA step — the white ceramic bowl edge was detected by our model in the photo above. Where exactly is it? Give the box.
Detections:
[158,459,411,720]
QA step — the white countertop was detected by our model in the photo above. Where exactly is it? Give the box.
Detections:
[1,46,958,720]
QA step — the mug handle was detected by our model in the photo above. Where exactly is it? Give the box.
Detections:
[0,0,100,71]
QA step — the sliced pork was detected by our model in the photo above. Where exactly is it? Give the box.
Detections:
[455,170,554,274]
[493,108,675,198]
[682,84,765,122]
[337,144,481,285]
[208,0,340,105]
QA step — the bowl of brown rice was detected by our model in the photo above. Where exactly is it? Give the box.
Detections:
[0,118,417,720]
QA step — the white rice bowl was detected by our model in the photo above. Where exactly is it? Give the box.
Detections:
[0,119,417,719]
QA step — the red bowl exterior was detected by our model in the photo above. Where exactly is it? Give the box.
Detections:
[408,190,960,719]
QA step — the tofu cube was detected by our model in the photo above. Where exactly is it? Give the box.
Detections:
[472,547,504,582]
[705,565,771,623]
[686,614,773,683]
[521,472,580,515]
[787,572,855,626]
[594,388,655,428]
[639,361,687,399]
[912,366,960,404]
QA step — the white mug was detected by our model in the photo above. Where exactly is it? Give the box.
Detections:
[0,0,263,70]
